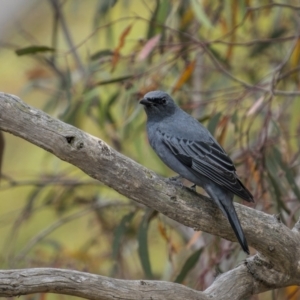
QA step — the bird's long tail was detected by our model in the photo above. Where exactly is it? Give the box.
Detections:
[206,186,249,254]
[220,200,249,254]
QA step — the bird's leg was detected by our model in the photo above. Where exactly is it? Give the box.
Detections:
[169,175,182,181]
[168,176,197,191]
[168,175,183,187]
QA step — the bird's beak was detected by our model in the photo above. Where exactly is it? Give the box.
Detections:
[140,98,151,106]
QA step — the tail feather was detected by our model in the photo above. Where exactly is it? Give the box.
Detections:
[220,201,249,254]
[205,184,249,254]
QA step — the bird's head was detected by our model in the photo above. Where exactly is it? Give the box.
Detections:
[140,91,177,120]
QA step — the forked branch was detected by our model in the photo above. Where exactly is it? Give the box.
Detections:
[0,93,299,299]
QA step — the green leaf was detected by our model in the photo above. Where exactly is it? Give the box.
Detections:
[156,0,171,25]
[98,91,120,129]
[207,112,221,136]
[190,0,212,28]
[90,49,114,61]
[265,151,290,214]
[138,209,156,279]
[15,46,55,56]
[97,0,118,15]
[271,119,281,136]
[196,114,210,123]
[272,147,300,200]
[112,211,136,259]
[106,91,120,110]
[62,102,82,126]
[250,27,287,57]
[147,0,160,39]
[93,0,118,27]
[94,75,133,86]
[174,247,203,283]
[231,110,239,133]
[147,0,170,43]
[267,171,290,214]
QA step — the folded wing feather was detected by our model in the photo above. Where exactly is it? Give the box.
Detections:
[161,131,253,202]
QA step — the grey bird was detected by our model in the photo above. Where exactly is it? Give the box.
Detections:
[140,90,254,254]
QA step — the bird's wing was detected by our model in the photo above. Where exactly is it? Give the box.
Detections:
[161,132,253,202]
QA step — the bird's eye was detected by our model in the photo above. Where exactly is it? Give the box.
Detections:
[161,98,167,105]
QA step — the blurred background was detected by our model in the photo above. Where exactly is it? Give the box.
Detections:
[0,0,300,299]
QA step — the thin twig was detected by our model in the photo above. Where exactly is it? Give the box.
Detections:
[48,0,85,77]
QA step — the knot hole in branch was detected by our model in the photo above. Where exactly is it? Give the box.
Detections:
[65,136,75,144]
[65,135,84,150]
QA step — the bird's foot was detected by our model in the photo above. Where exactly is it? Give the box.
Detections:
[169,175,182,181]
[168,175,183,187]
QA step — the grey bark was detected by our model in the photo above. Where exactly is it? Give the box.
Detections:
[0,268,205,300]
[0,92,299,299]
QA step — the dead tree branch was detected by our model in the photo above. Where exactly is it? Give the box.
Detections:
[0,92,300,299]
